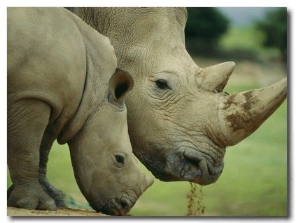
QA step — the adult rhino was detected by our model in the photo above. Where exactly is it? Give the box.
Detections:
[7,7,153,215]
[69,7,287,185]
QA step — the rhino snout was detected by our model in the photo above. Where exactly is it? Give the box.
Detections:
[90,174,154,215]
[95,196,133,216]
[143,174,154,191]
[164,148,224,185]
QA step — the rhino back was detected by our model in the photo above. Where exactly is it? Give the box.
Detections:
[8,8,88,122]
[8,7,117,137]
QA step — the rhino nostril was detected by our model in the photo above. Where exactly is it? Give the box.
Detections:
[121,201,127,210]
[183,151,202,168]
[120,198,130,212]
[183,155,199,168]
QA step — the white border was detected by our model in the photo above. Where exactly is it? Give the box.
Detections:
[2,1,298,223]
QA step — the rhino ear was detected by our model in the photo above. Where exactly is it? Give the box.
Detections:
[109,68,134,105]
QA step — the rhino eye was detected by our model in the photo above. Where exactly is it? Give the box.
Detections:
[114,155,125,164]
[156,79,170,90]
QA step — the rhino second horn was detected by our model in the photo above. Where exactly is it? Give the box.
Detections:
[198,61,235,93]
[218,78,287,146]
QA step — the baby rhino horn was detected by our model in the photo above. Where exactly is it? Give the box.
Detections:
[218,78,287,146]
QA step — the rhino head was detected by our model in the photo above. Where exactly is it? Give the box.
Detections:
[126,61,286,185]
[68,69,154,215]
[71,7,287,185]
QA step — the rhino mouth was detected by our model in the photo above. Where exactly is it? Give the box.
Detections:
[90,196,135,216]
[163,148,224,185]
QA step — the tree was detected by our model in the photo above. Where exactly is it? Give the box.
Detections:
[185,7,229,56]
[255,8,287,63]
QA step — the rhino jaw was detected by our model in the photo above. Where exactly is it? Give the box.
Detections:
[164,148,224,185]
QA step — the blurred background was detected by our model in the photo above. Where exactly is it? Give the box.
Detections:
[185,7,287,65]
[7,7,288,216]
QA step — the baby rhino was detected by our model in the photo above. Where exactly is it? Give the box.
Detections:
[7,7,154,216]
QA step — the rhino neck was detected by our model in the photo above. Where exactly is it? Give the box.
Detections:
[57,54,108,144]
[57,14,118,144]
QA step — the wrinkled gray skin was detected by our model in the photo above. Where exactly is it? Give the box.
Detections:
[70,7,287,186]
[7,7,153,216]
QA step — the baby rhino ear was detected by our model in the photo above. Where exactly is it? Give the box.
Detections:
[109,68,134,105]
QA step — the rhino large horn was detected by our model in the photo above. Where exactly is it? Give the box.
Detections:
[198,61,235,92]
[218,78,287,146]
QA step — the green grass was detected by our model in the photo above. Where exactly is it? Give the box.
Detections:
[7,73,287,217]
[220,27,264,52]
[202,103,287,216]
[219,27,281,61]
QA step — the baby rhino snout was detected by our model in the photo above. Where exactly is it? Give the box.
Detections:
[143,175,154,192]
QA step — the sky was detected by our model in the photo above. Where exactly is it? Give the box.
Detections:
[217,7,281,27]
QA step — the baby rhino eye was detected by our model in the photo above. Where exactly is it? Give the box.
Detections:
[115,155,125,164]
[156,79,169,89]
